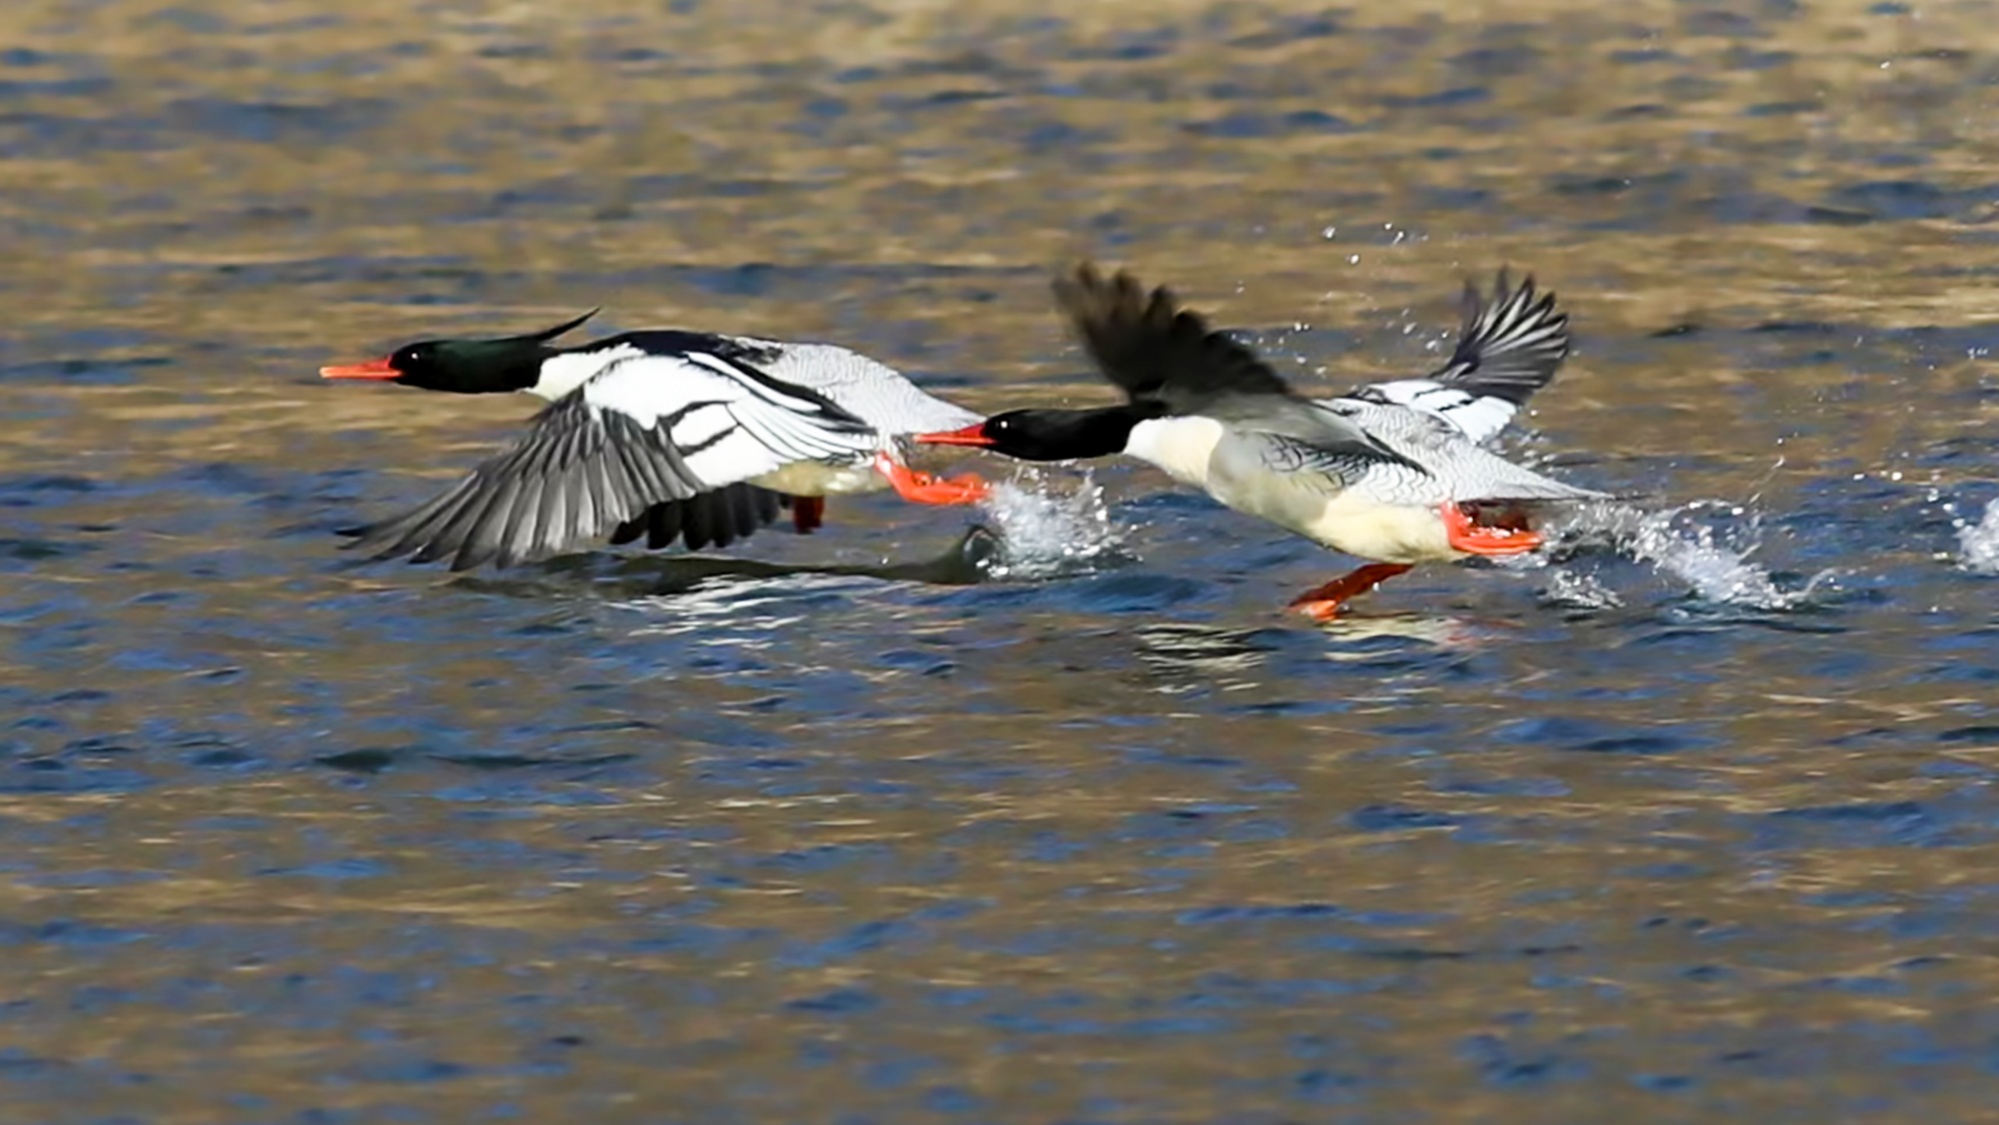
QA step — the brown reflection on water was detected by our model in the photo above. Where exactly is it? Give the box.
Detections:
[2,0,1999,1119]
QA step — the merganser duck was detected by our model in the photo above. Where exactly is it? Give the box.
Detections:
[916,263,1605,619]
[322,311,989,570]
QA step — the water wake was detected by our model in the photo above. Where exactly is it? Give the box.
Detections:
[1548,499,1828,610]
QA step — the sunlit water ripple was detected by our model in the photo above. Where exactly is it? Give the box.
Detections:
[3,0,1999,1120]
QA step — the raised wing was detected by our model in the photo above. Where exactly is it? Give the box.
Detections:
[346,354,878,570]
[1053,261,1294,409]
[1428,268,1569,398]
[1347,269,1570,443]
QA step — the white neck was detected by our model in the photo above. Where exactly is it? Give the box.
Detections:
[525,345,645,401]
[1125,416,1225,487]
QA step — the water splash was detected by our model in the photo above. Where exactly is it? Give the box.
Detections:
[1540,567,1624,610]
[1959,500,1999,574]
[976,468,1129,580]
[1552,499,1825,610]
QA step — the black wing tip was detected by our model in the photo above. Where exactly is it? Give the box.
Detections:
[1051,259,1292,403]
[606,486,793,556]
[1436,264,1572,405]
[1052,258,1184,321]
[334,517,403,557]
[1470,266,1561,326]
[336,511,512,571]
[341,530,544,572]
[1053,260,1161,324]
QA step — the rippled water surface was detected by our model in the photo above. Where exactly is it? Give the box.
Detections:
[6,0,1999,1119]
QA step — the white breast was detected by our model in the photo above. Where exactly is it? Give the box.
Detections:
[528,347,640,401]
[1126,416,1227,487]
[1192,454,1450,564]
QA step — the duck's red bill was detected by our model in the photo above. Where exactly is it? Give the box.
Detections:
[320,358,398,380]
[912,424,993,447]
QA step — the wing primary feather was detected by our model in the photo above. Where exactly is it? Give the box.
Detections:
[1426,268,1570,405]
[683,492,713,550]
[648,501,684,550]
[609,510,646,546]
[726,483,758,547]
[457,473,528,571]
[1052,260,1294,410]
[493,474,545,568]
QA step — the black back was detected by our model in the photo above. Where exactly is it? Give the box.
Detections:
[577,330,784,368]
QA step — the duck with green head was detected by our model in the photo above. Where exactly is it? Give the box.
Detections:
[323,312,990,570]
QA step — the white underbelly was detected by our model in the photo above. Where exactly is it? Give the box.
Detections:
[750,458,881,496]
[1218,478,1455,564]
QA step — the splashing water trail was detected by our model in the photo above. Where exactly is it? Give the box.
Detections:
[1960,501,1999,574]
[1555,499,1824,609]
[1541,567,1624,610]
[976,469,1129,580]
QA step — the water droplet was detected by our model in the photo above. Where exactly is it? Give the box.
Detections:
[1959,501,1999,573]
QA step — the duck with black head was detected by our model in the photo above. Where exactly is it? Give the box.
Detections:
[322,311,989,570]
[917,263,1604,619]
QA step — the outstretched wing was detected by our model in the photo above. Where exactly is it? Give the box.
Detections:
[346,354,878,570]
[1427,268,1569,400]
[1345,269,1570,444]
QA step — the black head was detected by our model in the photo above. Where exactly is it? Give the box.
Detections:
[915,403,1168,462]
[320,309,598,393]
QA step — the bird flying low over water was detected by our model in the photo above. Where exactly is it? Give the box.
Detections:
[322,311,989,570]
[916,263,1604,619]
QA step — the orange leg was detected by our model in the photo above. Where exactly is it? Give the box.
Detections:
[1288,562,1414,622]
[873,452,989,505]
[792,496,825,533]
[1442,502,1542,556]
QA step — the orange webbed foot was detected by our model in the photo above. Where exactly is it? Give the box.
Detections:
[1287,562,1414,621]
[1442,503,1542,557]
[874,453,990,505]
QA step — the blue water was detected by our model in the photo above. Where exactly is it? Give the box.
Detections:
[2,1,1999,1120]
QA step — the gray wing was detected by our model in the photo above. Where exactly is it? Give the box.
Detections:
[1329,400,1604,504]
[1208,396,1429,477]
[1238,430,1411,491]
[345,395,830,571]
[347,347,885,570]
